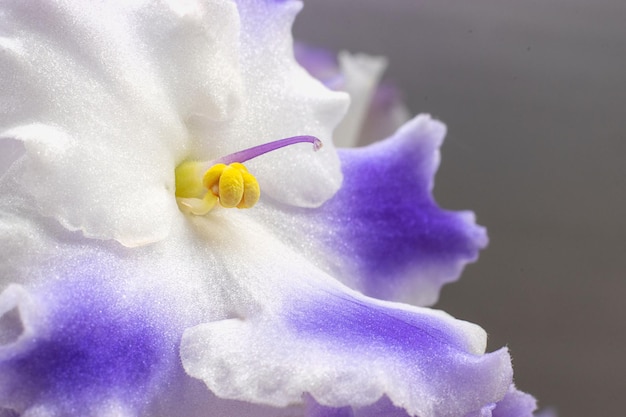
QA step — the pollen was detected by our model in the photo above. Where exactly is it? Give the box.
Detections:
[174,135,322,215]
[204,163,260,209]
[175,162,260,214]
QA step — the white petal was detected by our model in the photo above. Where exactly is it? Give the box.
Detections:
[208,0,348,208]
[0,0,242,245]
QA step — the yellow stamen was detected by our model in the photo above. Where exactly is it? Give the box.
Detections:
[218,165,245,208]
[175,161,261,214]
[202,163,227,196]
[238,171,261,208]
[174,135,322,215]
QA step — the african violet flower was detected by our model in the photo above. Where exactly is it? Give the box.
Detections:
[0,1,536,417]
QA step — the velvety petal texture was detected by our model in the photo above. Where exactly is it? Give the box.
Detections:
[180,217,511,417]
[213,0,348,208]
[0,281,175,416]
[0,0,231,245]
[327,115,488,305]
[492,386,537,417]
[0,197,302,417]
[0,0,347,246]
[305,385,538,417]
[0,0,535,416]
[255,115,487,306]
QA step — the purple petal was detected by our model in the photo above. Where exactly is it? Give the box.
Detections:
[491,385,537,417]
[352,396,412,417]
[306,385,537,417]
[320,115,487,305]
[294,42,344,90]
[256,115,487,306]
[305,395,354,417]
[181,278,512,417]
[0,281,178,416]
[288,291,512,414]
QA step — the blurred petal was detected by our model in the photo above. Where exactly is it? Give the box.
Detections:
[306,397,355,417]
[492,385,537,417]
[295,43,410,147]
[0,139,24,177]
[294,42,343,89]
[332,52,388,147]
[358,81,411,146]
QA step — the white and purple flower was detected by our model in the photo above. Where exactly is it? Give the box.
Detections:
[0,1,537,417]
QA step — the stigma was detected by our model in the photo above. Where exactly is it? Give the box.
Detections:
[175,136,323,215]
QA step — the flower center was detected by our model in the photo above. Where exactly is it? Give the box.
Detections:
[175,136,323,215]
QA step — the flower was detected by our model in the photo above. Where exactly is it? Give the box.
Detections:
[0,1,536,417]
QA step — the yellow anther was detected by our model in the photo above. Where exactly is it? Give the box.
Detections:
[238,172,261,208]
[218,165,245,208]
[206,162,261,209]
[202,163,227,195]
[229,162,249,173]
[175,160,262,215]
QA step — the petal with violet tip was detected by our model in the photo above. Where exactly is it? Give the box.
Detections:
[0,196,313,417]
[0,282,174,417]
[253,114,487,306]
[294,42,344,90]
[0,278,303,417]
[182,288,512,417]
[180,217,511,417]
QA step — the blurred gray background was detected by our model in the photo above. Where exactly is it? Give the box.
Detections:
[294,1,626,416]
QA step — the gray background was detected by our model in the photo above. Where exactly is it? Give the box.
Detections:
[294,1,626,416]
